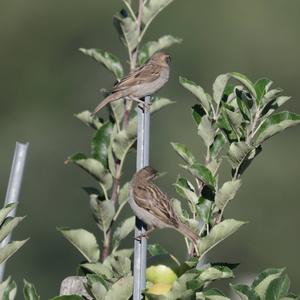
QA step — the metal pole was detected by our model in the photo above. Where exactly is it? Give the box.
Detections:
[133,96,150,300]
[0,142,29,281]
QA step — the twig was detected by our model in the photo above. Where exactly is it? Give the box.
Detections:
[101,163,121,262]
[124,0,144,128]
[131,0,144,69]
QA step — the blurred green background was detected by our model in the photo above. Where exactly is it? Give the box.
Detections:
[1,0,299,298]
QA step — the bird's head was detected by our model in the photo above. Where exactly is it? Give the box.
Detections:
[136,166,158,181]
[150,51,171,65]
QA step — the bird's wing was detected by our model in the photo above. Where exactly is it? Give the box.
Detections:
[112,63,161,93]
[134,183,177,225]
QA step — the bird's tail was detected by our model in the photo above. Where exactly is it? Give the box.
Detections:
[92,92,124,115]
[176,221,199,244]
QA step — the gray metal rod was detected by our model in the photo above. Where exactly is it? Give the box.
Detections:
[0,142,29,281]
[133,96,150,300]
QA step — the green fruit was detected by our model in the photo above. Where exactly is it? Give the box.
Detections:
[146,264,177,284]
[147,283,172,296]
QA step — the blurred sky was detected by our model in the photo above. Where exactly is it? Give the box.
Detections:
[0,0,299,298]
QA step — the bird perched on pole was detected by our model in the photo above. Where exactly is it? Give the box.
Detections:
[92,51,171,114]
[129,166,199,244]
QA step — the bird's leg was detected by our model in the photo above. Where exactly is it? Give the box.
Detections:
[134,227,155,241]
[130,96,151,112]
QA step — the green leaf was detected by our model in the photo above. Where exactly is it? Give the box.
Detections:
[227,142,254,170]
[66,154,113,190]
[199,266,234,282]
[197,115,215,148]
[254,111,300,145]
[150,96,175,113]
[23,280,40,300]
[206,158,219,175]
[86,274,108,300]
[104,275,133,300]
[181,163,215,188]
[231,284,260,300]
[139,35,182,64]
[197,289,230,300]
[112,124,137,161]
[0,239,29,264]
[252,268,285,298]
[174,176,198,204]
[148,244,168,256]
[91,122,113,168]
[231,72,257,99]
[118,182,129,206]
[254,78,273,103]
[0,203,17,225]
[197,219,245,259]
[0,216,25,243]
[171,142,197,165]
[262,96,291,117]
[58,228,100,263]
[218,108,239,142]
[142,0,175,25]
[166,271,199,299]
[235,89,251,121]
[0,277,17,300]
[180,76,211,114]
[192,104,207,126]
[112,216,135,252]
[209,133,227,158]
[74,110,102,130]
[213,73,231,105]
[104,255,132,278]
[261,88,283,107]
[266,275,290,300]
[197,198,212,223]
[114,14,138,53]
[50,296,84,300]
[215,180,242,211]
[81,262,113,279]
[172,198,199,232]
[90,195,115,233]
[113,248,133,258]
[225,108,243,133]
[110,101,125,130]
[79,48,124,80]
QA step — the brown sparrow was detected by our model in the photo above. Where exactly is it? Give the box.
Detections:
[129,166,198,243]
[92,51,171,114]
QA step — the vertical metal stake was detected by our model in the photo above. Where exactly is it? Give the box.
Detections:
[133,96,150,300]
[0,142,29,281]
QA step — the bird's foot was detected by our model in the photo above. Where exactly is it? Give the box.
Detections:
[134,227,154,241]
[134,232,149,242]
[138,102,151,112]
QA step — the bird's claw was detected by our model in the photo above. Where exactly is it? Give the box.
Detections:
[138,102,151,112]
[134,232,149,241]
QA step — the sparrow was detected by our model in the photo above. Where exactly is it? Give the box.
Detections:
[129,166,199,244]
[92,51,171,114]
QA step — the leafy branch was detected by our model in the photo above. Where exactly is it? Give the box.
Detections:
[172,73,300,259]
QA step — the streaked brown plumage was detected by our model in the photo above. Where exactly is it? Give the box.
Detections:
[92,51,171,114]
[129,166,198,243]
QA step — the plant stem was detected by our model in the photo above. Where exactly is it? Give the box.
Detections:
[101,163,121,262]
[124,0,144,128]
[102,0,145,256]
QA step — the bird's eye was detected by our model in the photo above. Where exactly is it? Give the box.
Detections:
[165,55,171,63]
